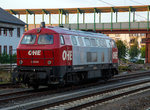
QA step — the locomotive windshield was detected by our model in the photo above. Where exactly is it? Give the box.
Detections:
[38,34,53,44]
[21,35,36,44]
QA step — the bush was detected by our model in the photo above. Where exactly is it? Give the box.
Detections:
[0,54,16,64]
[118,66,129,72]
[136,60,144,64]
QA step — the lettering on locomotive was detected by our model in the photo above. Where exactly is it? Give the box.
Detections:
[28,50,41,56]
[62,50,72,61]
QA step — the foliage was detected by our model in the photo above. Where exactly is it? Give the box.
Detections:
[0,53,16,64]
[136,59,144,64]
[140,45,145,58]
[129,40,140,59]
[116,40,128,59]
[118,66,129,72]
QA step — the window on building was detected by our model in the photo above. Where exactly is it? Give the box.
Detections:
[71,36,77,45]
[9,29,13,37]
[3,45,7,54]
[3,29,7,36]
[17,28,20,37]
[9,46,13,55]
[0,45,1,55]
[60,35,65,45]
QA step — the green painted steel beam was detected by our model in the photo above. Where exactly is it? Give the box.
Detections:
[83,13,85,24]
[49,14,51,25]
[99,12,101,23]
[42,14,44,22]
[18,14,20,19]
[26,11,28,30]
[58,9,61,26]
[129,7,131,31]
[147,6,150,31]
[42,9,49,14]
[26,9,33,15]
[64,15,66,24]
[10,9,17,15]
[133,11,135,22]
[77,8,82,13]
[111,7,116,13]
[116,12,118,23]
[94,8,99,13]
[61,9,63,25]
[77,8,80,30]
[34,14,36,28]
[67,14,69,24]
[94,8,96,31]
[111,8,113,31]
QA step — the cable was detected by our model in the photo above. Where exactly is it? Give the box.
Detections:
[130,0,146,6]
[98,0,147,21]
[98,0,114,6]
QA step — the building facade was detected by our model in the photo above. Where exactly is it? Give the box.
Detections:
[0,8,26,55]
[108,34,146,48]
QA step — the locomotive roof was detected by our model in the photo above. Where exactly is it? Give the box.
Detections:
[46,26,110,39]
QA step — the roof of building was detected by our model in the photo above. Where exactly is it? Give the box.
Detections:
[5,5,150,14]
[0,7,26,26]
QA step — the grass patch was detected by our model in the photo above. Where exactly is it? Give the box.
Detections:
[0,70,11,83]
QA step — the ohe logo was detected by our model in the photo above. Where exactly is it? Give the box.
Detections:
[28,50,41,56]
[62,50,72,61]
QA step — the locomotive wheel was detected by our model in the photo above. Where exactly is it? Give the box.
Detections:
[102,70,112,81]
[32,84,39,90]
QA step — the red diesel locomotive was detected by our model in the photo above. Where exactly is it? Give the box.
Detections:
[13,22,118,89]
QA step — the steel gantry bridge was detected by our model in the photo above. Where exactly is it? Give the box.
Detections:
[5,5,150,63]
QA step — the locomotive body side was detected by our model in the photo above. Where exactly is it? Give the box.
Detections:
[13,25,118,89]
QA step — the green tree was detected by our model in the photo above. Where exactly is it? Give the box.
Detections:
[140,45,145,58]
[116,40,128,59]
[129,40,140,59]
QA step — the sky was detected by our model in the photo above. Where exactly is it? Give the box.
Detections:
[0,0,150,24]
[0,0,149,9]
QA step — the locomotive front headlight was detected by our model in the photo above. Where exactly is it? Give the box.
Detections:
[19,60,23,65]
[48,60,51,65]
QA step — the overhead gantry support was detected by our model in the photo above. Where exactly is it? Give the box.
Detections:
[83,13,85,24]
[26,10,29,30]
[77,8,80,30]
[93,8,99,31]
[26,9,33,30]
[147,6,150,31]
[129,7,131,31]
[111,7,116,31]
[99,12,101,23]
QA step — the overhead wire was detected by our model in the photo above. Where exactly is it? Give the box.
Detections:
[97,0,147,21]
[129,0,146,6]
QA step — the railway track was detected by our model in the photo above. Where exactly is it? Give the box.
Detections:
[33,77,150,110]
[0,83,20,89]
[0,71,150,104]
[0,71,150,110]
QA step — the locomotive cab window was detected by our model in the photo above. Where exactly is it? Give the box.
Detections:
[60,35,65,45]
[38,34,53,44]
[21,35,36,44]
